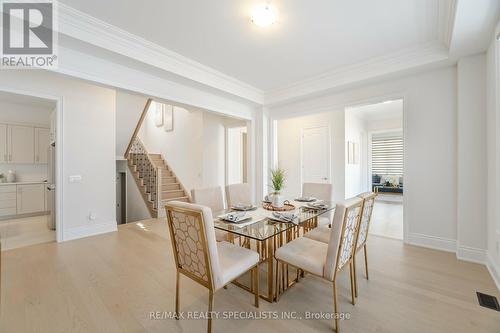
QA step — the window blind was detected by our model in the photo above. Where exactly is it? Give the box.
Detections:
[371,132,403,176]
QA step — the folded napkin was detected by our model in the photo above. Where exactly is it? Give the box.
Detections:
[295,196,316,202]
[220,212,247,223]
[307,202,328,210]
[272,212,298,224]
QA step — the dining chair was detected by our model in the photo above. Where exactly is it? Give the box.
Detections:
[191,186,229,242]
[305,192,376,298]
[275,197,363,333]
[166,201,260,333]
[352,192,377,297]
[302,182,334,226]
[225,183,252,208]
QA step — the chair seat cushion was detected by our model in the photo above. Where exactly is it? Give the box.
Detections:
[275,237,327,277]
[217,241,259,288]
[304,226,330,244]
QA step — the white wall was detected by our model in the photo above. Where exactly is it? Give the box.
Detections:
[139,101,245,194]
[0,101,52,182]
[202,112,227,189]
[276,111,345,200]
[140,102,204,193]
[115,91,149,158]
[0,70,117,241]
[271,66,458,248]
[457,54,488,260]
[486,23,500,288]
[345,111,367,198]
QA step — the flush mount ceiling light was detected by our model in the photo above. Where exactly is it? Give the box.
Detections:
[250,3,278,27]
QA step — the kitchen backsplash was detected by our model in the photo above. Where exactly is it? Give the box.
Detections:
[0,164,48,182]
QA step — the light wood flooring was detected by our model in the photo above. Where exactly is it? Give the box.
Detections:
[0,218,499,332]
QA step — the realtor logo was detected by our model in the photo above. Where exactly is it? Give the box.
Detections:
[1,0,58,68]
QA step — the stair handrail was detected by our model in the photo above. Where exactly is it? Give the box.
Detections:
[124,98,153,159]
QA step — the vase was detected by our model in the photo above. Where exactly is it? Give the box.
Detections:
[270,192,284,208]
[6,170,15,183]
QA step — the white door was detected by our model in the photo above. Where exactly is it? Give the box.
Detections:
[9,125,34,164]
[0,124,7,163]
[17,184,45,214]
[301,126,330,184]
[35,127,50,164]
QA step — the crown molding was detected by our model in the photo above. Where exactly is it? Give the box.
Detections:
[56,3,456,108]
[57,3,264,104]
[264,42,450,105]
[439,0,458,48]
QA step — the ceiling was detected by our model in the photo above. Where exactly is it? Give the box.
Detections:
[59,0,441,91]
[0,91,56,109]
[347,99,403,122]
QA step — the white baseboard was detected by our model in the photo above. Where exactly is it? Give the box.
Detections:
[407,232,456,252]
[486,253,500,291]
[456,245,487,264]
[62,220,117,242]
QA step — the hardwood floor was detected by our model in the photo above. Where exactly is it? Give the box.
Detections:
[0,215,55,251]
[1,218,499,332]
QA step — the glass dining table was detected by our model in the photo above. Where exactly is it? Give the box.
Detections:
[213,200,336,302]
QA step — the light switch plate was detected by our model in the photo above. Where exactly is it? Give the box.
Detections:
[69,175,82,183]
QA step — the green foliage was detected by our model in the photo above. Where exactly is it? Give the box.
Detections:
[270,168,286,192]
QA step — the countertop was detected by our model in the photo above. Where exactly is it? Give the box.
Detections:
[0,181,47,186]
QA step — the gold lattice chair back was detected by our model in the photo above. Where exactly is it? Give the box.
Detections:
[356,192,377,250]
[324,197,364,280]
[166,201,221,289]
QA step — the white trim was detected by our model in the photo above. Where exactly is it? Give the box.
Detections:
[0,87,64,243]
[456,245,487,264]
[407,232,457,252]
[63,220,117,242]
[486,253,500,291]
[58,3,263,104]
[264,43,450,105]
[54,3,459,106]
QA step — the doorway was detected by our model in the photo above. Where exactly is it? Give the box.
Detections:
[345,99,404,240]
[0,90,60,250]
[116,171,127,224]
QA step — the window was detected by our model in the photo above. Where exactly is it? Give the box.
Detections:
[371,132,403,177]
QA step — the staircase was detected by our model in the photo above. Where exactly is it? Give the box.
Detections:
[127,137,190,218]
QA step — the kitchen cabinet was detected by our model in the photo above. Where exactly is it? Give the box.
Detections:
[0,185,16,217]
[0,124,6,163]
[8,125,34,164]
[0,123,49,165]
[16,184,45,215]
[35,127,50,164]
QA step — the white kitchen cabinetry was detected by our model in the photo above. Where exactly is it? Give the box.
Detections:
[0,124,7,163]
[8,125,34,164]
[0,185,17,217]
[35,127,50,164]
[16,184,45,215]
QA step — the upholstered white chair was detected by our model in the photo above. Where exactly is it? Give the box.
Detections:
[304,192,377,299]
[302,182,334,226]
[225,183,252,208]
[166,201,259,333]
[275,197,363,333]
[191,186,230,242]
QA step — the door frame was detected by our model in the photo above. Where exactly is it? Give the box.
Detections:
[344,94,408,243]
[0,87,64,243]
[299,125,331,188]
